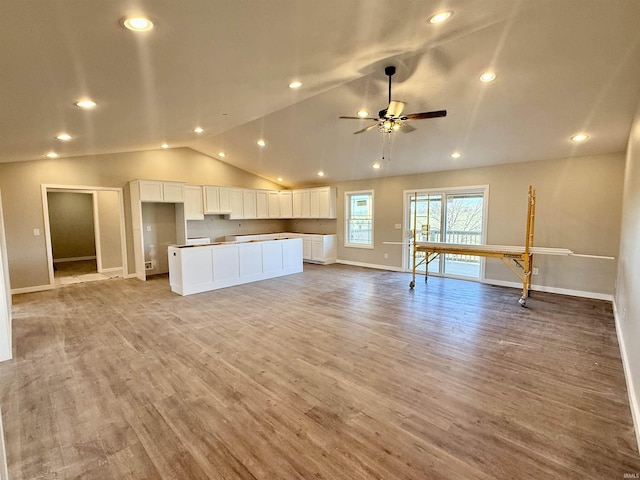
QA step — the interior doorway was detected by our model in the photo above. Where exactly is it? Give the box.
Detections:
[42,186,127,288]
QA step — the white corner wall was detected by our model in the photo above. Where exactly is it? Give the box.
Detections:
[0,190,12,362]
[615,99,640,451]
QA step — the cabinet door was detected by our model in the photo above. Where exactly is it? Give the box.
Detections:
[296,190,310,218]
[184,186,204,220]
[293,191,303,218]
[139,180,164,202]
[243,190,257,219]
[311,238,324,261]
[302,237,312,260]
[318,187,331,218]
[309,189,320,218]
[163,182,184,202]
[279,191,293,218]
[219,187,231,213]
[204,186,220,213]
[229,189,244,219]
[268,191,280,218]
[256,190,269,218]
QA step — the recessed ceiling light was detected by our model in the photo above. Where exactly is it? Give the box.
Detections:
[429,10,453,24]
[75,100,96,109]
[45,152,59,158]
[218,151,226,158]
[357,110,369,118]
[257,139,266,147]
[317,170,325,177]
[450,151,462,159]
[56,133,72,141]
[193,127,204,134]
[161,143,169,149]
[277,177,283,182]
[122,17,154,32]
[289,81,302,89]
[571,133,589,142]
[372,162,381,169]
[480,72,496,83]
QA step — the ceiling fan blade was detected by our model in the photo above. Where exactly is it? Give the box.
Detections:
[400,123,416,133]
[385,101,406,118]
[403,109,447,120]
[353,124,379,134]
[339,116,378,121]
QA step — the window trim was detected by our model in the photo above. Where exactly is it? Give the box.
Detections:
[345,189,374,249]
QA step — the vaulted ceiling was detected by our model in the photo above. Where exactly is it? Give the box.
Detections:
[2,0,640,187]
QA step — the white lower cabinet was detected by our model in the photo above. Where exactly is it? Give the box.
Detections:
[227,233,336,264]
[168,238,303,296]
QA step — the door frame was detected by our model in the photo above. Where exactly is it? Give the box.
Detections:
[41,184,127,289]
[402,184,490,280]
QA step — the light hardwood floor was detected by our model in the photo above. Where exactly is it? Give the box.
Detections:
[0,264,638,479]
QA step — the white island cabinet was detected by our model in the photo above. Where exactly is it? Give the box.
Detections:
[168,238,303,296]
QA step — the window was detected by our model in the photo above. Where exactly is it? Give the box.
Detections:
[345,190,374,248]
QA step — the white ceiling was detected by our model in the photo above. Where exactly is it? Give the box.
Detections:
[2,0,640,187]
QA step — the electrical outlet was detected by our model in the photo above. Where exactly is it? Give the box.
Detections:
[532,268,539,276]
[33,228,40,236]
[384,253,388,259]
[395,224,401,229]
[146,225,151,232]
[145,261,153,270]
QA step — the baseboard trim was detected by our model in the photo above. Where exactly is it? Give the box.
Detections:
[98,267,123,273]
[613,300,640,454]
[336,259,404,272]
[11,284,53,295]
[53,256,96,263]
[484,279,613,302]
[124,273,138,279]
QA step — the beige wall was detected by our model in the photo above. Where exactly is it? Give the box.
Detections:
[615,100,640,437]
[334,152,625,296]
[47,192,96,261]
[96,190,123,271]
[0,147,280,289]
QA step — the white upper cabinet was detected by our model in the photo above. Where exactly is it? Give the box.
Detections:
[184,185,204,220]
[268,191,280,218]
[243,190,257,219]
[137,180,185,203]
[291,187,335,219]
[204,186,220,213]
[256,190,269,218]
[279,191,293,218]
[229,188,244,219]
[219,187,231,213]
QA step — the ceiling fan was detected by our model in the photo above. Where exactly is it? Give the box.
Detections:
[340,66,447,134]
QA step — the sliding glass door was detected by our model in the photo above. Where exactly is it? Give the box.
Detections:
[405,187,487,279]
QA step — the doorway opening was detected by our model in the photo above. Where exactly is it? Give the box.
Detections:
[42,186,127,288]
[403,186,488,280]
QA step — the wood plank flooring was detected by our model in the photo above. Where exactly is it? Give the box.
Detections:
[0,264,638,479]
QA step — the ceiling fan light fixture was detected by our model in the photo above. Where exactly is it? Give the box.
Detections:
[429,10,453,24]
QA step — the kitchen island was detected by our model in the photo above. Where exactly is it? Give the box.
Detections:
[168,238,303,296]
